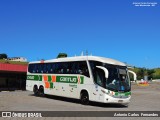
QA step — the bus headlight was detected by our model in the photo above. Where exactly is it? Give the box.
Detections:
[101,89,108,94]
[101,89,113,96]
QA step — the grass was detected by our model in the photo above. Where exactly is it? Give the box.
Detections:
[0,59,28,65]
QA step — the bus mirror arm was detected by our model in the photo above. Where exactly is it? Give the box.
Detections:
[128,70,137,81]
[96,66,109,79]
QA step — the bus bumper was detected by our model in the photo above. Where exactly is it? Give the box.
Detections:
[104,96,131,104]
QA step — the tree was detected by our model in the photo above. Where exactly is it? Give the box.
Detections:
[0,53,8,59]
[135,68,145,80]
[57,53,67,58]
[152,68,160,79]
[130,67,156,80]
[146,69,155,79]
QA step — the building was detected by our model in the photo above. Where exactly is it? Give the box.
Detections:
[7,57,27,62]
[0,62,28,91]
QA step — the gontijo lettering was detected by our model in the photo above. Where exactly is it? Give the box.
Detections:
[60,77,77,83]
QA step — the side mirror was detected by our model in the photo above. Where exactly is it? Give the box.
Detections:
[128,70,137,81]
[96,66,109,79]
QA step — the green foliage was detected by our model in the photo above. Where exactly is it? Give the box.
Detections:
[129,73,134,81]
[152,68,160,79]
[130,67,160,80]
[0,53,8,59]
[57,53,67,58]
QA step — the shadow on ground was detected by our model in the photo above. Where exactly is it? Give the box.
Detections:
[29,94,127,108]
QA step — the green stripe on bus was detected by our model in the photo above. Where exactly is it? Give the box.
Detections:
[115,92,118,96]
[39,75,42,81]
[125,92,131,96]
[114,91,131,96]
[27,75,84,84]
[50,82,53,88]
[80,76,84,84]
[27,75,43,81]
[48,76,52,82]
[27,75,39,81]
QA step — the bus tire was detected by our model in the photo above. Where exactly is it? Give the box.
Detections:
[33,85,39,96]
[38,86,45,97]
[80,91,89,105]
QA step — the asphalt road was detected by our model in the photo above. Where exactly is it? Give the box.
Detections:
[0,82,160,120]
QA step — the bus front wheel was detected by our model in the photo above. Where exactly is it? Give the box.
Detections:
[80,91,89,105]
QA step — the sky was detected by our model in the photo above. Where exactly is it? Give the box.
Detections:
[0,0,159,68]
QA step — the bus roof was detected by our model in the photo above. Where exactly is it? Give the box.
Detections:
[29,56,126,66]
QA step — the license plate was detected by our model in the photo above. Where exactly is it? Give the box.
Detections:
[118,100,123,103]
[119,93,125,96]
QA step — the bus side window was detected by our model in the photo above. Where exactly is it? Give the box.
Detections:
[28,64,34,73]
[34,64,38,73]
[70,62,77,74]
[75,61,90,77]
[47,63,51,73]
[66,62,70,74]
[53,63,58,74]
[37,64,43,73]
[82,61,90,77]
[61,62,66,74]
[52,63,57,73]
[74,62,79,74]
[58,63,63,74]
[56,63,63,74]
[89,61,103,83]
[33,64,36,73]
[41,63,47,73]
[95,68,105,87]
[49,63,53,73]
[70,62,75,74]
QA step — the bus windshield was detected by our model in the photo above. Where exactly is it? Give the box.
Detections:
[105,65,130,92]
[89,61,130,92]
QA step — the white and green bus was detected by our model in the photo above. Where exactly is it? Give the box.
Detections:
[26,56,136,105]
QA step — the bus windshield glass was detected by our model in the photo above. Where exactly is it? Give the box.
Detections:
[105,64,130,92]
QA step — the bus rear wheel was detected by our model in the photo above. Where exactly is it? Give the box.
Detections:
[38,86,45,97]
[80,91,89,105]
